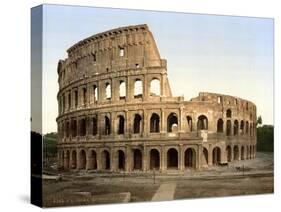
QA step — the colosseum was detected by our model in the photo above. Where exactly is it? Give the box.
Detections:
[56,24,257,173]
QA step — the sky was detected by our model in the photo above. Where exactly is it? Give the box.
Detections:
[39,4,273,134]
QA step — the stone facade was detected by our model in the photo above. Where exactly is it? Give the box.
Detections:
[56,24,257,172]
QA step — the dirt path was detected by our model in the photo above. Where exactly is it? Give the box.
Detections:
[151,183,177,201]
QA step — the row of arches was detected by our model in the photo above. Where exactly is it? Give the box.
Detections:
[217,119,255,136]
[59,78,162,114]
[60,147,198,171]
[226,145,256,162]
[59,113,254,139]
[59,144,256,171]
[59,113,207,139]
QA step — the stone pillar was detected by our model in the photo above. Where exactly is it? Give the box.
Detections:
[77,86,82,108]
[197,145,202,169]
[208,147,213,166]
[71,89,76,109]
[160,108,165,133]
[110,148,115,172]
[125,110,129,137]
[143,74,148,101]
[143,145,147,171]
[112,78,118,103]
[86,83,91,107]
[161,146,166,171]
[98,81,103,102]
[160,73,164,96]
[143,110,148,137]
[237,146,241,161]
[179,145,184,171]
[125,146,131,172]
[179,106,184,132]
[221,145,228,164]
[97,150,102,171]
[126,76,133,102]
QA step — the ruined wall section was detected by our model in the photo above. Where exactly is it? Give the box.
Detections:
[57,24,168,89]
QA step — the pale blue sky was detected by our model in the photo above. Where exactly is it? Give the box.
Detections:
[42,4,273,133]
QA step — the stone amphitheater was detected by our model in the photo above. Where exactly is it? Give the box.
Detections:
[56,24,257,172]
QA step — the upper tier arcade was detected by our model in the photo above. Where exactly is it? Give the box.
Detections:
[57,24,168,90]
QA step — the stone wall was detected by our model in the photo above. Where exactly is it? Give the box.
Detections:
[56,24,257,172]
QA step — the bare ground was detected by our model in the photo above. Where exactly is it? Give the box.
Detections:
[42,152,273,207]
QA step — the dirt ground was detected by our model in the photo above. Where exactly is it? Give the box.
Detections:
[42,152,273,207]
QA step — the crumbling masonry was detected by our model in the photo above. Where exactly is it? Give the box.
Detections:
[56,24,257,172]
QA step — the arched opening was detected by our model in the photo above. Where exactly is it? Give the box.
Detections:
[134,79,143,98]
[203,148,208,165]
[93,85,98,102]
[246,146,250,159]
[241,146,245,160]
[167,113,178,132]
[119,81,126,100]
[234,145,239,160]
[150,113,160,133]
[74,90,78,108]
[82,87,87,105]
[217,119,224,133]
[65,151,70,169]
[117,150,125,170]
[92,117,98,136]
[71,119,77,137]
[133,149,142,170]
[246,121,249,135]
[133,114,142,134]
[79,118,86,136]
[89,150,97,170]
[61,151,64,168]
[117,115,125,135]
[105,116,111,135]
[234,120,239,136]
[212,147,221,165]
[186,116,193,131]
[105,82,111,100]
[79,150,86,170]
[240,120,245,135]
[68,92,71,109]
[218,96,222,104]
[150,149,160,170]
[250,146,252,159]
[250,123,253,136]
[71,150,77,169]
[167,148,178,169]
[226,146,232,162]
[150,78,160,96]
[226,120,232,136]
[101,150,110,170]
[185,148,196,168]
[226,109,232,118]
[66,122,70,137]
[119,47,125,57]
[197,115,208,130]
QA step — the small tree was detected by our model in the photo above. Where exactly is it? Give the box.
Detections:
[257,115,262,127]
